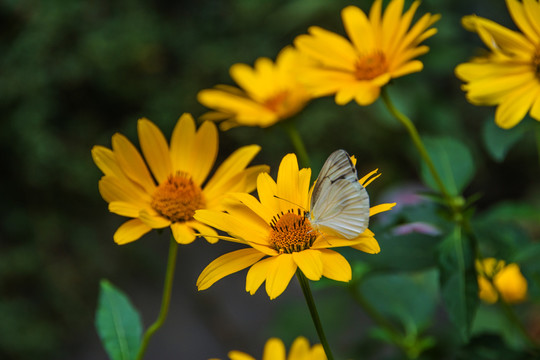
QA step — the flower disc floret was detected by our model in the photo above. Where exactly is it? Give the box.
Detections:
[269,210,317,254]
[151,172,205,222]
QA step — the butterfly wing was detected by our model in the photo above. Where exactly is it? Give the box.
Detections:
[310,150,370,239]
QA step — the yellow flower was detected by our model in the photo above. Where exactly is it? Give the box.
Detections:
[91,113,269,245]
[197,46,311,130]
[194,153,395,299]
[214,336,326,360]
[476,258,528,304]
[293,0,440,106]
[455,0,540,129]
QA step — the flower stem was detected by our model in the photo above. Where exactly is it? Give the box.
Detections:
[296,271,334,360]
[380,87,456,213]
[282,120,311,168]
[136,236,178,360]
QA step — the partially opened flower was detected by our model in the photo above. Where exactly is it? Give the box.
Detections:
[197,46,311,130]
[476,258,528,304]
[215,336,326,360]
[455,0,540,129]
[92,113,269,245]
[293,0,440,106]
[194,153,395,299]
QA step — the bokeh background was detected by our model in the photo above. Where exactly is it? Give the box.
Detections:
[2,0,539,359]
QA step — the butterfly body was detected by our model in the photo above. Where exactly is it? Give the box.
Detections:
[308,149,370,239]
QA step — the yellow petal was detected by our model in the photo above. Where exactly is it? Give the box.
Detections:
[170,222,196,244]
[262,338,286,360]
[288,337,310,360]
[350,235,381,254]
[495,81,538,128]
[246,256,274,295]
[139,209,171,229]
[228,351,256,360]
[186,221,218,244]
[113,218,152,245]
[370,203,396,216]
[319,249,352,282]
[190,120,218,186]
[342,5,376,53]
[523,0,540,40]
[507,0,539,43]
[359,169,381,187]
[204,165,270,210]
[294,26,357,72]
[194,209,272,250]
[292,250,323,281]
[197,248,266,290]
[137,118,172,184]
[204,145,263,196]
[92,145,127,180]
[109,201,142,218]
[265,253,297,299]
[227,193,275,225]
[170,113,196,174]
[256,172,281,213]
[111,133,156,194]
[98,176,150,205]
[276,152,302,212]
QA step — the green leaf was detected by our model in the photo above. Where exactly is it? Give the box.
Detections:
[95,279,143,360]
[482,117,528,162]
[420,137,475,196]
[437,228,478,342]
[360,270,439,330]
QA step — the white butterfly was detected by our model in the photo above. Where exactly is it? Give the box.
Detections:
[308,149,370,239]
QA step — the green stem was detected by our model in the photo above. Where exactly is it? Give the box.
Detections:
[282,120,311,168]
[136,236,178,360]
[296,271,334,360]
[380,87,456,213]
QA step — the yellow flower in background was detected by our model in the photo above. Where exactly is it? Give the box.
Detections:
[197,46,311,130]
[476,258,528,304]
[194,153,395,299]
[214,336,326,360]
[455,0,540,129]
[92,113,269,245]
[293,0,440,106]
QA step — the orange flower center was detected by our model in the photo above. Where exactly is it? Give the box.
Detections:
[354,52,388,80]
[263,91,291,114]
[269,209,317,254]
[151,172,205,222]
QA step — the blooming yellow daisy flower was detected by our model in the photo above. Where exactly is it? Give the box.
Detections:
[194,153,395,299]
[455,0,540,129]
[197,46,311,130]
[293,0,440,106]
[212,336,326,360]
[92,113,269,245]
[476,258,528,304]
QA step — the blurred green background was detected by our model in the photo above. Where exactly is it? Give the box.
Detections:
[2,0,539,359]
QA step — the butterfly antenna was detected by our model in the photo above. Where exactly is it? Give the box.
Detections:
[272,195,308,213]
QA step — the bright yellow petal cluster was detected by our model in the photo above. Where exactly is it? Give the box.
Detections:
[197,46,311,130]
[476,258,528,304]
[293,0,440,106]
[92,113,269,245]
[211,336,326,360]
[194,153,395,299]
[455,0,540,129]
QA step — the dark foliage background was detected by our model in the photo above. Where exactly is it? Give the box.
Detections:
[1,0,538,359]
